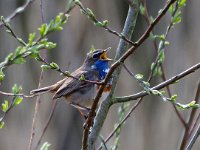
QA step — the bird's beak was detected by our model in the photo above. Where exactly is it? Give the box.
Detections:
[100,47,112,61]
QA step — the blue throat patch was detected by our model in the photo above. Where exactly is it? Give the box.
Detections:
[94,60,109,80]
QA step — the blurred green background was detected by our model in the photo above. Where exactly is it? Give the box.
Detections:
[0,0,200,149]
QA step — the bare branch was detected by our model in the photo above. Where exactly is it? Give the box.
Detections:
[0,0,37,27]
[34,99,58,150]
[187,121,200,150]
[0,90,34,98]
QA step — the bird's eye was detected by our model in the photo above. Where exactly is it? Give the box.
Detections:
[93,53,100,59]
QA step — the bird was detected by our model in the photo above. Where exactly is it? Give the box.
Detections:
[30,48,112,118]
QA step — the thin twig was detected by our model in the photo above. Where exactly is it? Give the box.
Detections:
[75,1,136,46]
[186,121,200,150]
[34,99,58,150]
[161,67,188,128]
[188,80,200,134]
[0,96,20,122]
[1,19,26,46]
[97,99,143,150]
[0,0,37,27]
[0,90,34,98]
[28,70,44,150]
[28,2,46,149]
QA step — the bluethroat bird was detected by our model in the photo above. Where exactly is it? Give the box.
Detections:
[30,48,112,117]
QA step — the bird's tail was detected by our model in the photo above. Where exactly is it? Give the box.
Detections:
[30,86,54,95]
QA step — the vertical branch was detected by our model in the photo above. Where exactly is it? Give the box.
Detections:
[179,80,200,149]
[28,1,45,149]
[188,80,200,134]
[34,99,58,150]
[187,123,200,150]
[87,1,139,149]
[28,71,44,150]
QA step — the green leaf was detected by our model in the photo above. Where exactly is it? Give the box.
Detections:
[5,53,14,62]
[172,16,181,24]
[0,121,5,129]
[40,142,51,150]
[142,81,150,87]
[63,71,71,76]
[176,101,199,110]
[179,0,187,7]
[13,97,23,106]
[13,57,26,64]
[188,101,197,107]
[12,84,22,94]
[80,74,86,81]
[164,41,170,46]
[74,0,81,5]
[2,100,9,112]
[0,16,5,22]
[41,65,51,70]
[28,33,36,46]
[50,62,59,70]
[158,50,165,63]
[172,11,182,25]
[39,24,47,37]
[94,21,104,27]
[151,62,155,70]
[0,69,5,81]
[139,4,145,15]
[15,46,25,56]
[134,74,143,80]
[169,4,174,14]
[86,8,95,20]
[102,20,108,27]
[30,52,39,59]
[171,94,178,102]
[151,90,161,95]
[45,42,57,50]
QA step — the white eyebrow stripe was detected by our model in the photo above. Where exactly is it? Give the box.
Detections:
[93,50,103,55]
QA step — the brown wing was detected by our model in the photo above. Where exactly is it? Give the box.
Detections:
[53,68,90,99]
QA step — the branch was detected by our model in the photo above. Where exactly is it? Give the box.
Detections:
[28,1,45,149]
[188,80,200,134]
[0,0,37,27]
[179,80,200,149]
[114,62,200,103]
[187,122,200,150]
[74,0,136,46]
[0,90,34,98]
[34,99,58,150]
[28,70,44,150]
[86,0,177,149]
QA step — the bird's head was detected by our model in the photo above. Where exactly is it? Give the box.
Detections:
[83,47,112,70]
